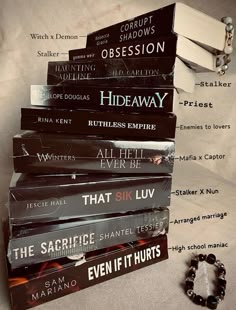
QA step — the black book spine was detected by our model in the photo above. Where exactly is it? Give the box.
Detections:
[21,107,176,138]
[69,36,177,61]
[31,85,175,113]
[8,209,169,269]
[13,133,175,174]
[47,58,175,87]
[86,4,175,47]
[9,175,172,224]
[9,236,168,310]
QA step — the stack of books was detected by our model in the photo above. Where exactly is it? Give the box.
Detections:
[5,3,233,309]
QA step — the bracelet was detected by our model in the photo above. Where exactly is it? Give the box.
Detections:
[185,253,226,309]
[216,16,234,75]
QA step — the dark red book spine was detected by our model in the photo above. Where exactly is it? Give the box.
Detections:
[8,236,168,310]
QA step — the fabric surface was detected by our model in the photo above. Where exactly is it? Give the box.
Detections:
[0,0,235,309]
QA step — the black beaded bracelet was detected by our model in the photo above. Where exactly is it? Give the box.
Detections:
[185,253,226,309]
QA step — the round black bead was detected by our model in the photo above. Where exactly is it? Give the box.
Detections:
[207,254,216,264]
[187,269,196,279]
[217,286,225,297]
[218,278,226,288]
[218,267,226,275]
[185,279,194,291]
[207,295,218,309]
[191,258,199,269]
[193,294,205,306]
[199,254,206,261]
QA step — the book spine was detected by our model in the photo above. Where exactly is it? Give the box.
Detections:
[47,58,175,87]
[8,209,169,269]
[13,134,175,174]
[31,85,175,113]
[9,236,168,310]
[9,176,172,224]
[86,4,175,47]
[21,108,177,138]
[69,36,177,61]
